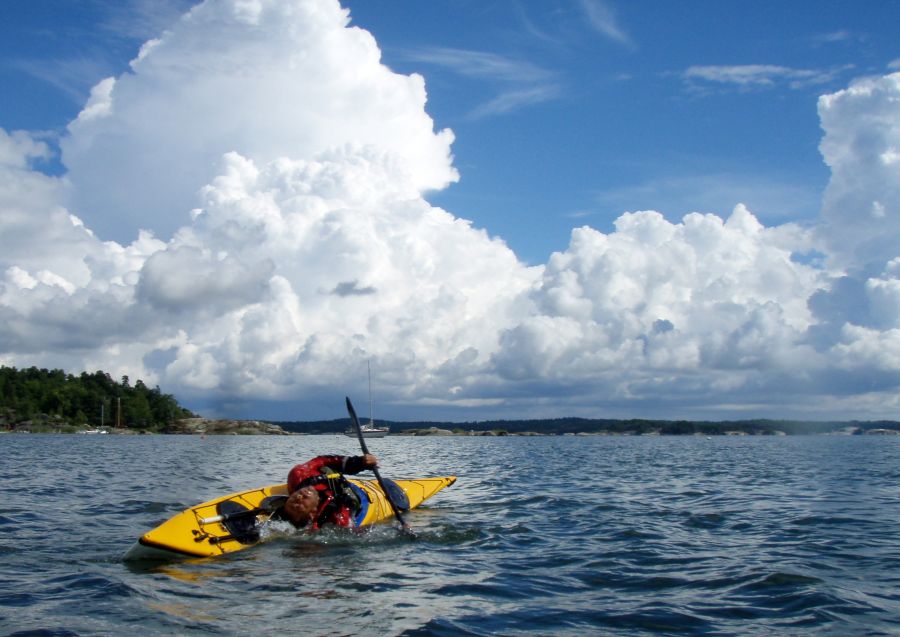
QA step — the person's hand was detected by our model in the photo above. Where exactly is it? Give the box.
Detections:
[362,453,378,469]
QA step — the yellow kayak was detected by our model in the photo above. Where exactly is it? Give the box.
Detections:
[124,476,456,560]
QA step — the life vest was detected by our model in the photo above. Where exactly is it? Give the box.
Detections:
[294,469,361,529]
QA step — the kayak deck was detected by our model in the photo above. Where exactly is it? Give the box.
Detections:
[124,476,456,561]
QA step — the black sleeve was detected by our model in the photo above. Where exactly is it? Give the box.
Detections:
[341,455,369,475]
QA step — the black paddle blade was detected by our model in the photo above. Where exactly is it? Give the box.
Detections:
[215,500,260,544]
[380,478,410,511]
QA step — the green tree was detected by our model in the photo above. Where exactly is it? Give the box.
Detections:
[0,365,195,429]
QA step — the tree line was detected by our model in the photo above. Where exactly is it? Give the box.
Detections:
[0,366,195,431]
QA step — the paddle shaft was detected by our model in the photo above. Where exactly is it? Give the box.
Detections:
[345,396,412,533]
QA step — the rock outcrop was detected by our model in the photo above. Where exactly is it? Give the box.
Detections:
[166,418,289,435]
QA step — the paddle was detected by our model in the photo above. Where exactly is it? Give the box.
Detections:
[345,396,414,537]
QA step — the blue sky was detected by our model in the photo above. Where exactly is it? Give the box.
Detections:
[1,0,899,422]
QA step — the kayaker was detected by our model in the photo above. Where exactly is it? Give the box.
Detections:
[283,454,378,529]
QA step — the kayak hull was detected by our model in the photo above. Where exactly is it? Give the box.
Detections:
[124,476,455,561]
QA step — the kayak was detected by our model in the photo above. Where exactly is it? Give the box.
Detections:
[124,475,456,561]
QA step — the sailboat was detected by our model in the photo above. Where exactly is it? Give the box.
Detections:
[345,420,390,438]
[344,362,390,438]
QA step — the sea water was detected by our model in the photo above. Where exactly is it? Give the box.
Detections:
[1,433,899,636]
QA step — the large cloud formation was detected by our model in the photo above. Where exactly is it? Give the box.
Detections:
[1,0,898,420]
[61,0,458,244]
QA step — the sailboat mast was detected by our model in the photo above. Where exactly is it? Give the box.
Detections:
[367,360,374,426]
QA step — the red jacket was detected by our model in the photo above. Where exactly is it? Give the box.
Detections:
[286,455,369,528]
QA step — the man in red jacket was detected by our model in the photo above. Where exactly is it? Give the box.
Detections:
[283,454,378,529]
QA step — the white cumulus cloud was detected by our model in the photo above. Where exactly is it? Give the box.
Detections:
[61,0,457,244]
[818,72,900,272]
[486,206,826,412]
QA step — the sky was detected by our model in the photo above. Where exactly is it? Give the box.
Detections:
[1,0,899,423]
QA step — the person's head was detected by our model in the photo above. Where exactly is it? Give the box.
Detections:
[284,486,320,527]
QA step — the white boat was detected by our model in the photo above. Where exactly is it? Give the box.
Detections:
[345,422,390,438]
[345,361,389,438]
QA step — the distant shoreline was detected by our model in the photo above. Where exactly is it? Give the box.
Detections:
[270,417,900,437]
[5,427,900,437]
[5,417,899,437]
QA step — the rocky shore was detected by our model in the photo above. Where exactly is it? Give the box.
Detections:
[164,418,290,435]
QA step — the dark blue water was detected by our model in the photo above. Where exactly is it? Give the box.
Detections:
[1,434,899,636]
